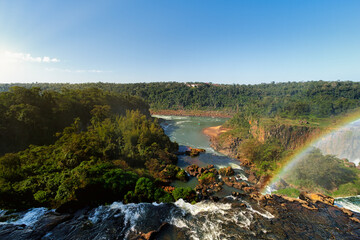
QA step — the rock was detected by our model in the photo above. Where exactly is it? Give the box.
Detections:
[219,166,235,176]
[247,171,257,183]
[185,164,199,177]
[137,222,170,240]
[350,217,360,223]
[33,212,73,234]
[185,148,206,157]
[255,175,271,189]
[209,196,220,202]
[243,186,256,194]
[299,191,334,206]
[345,162,356,168]
[301,204,318,211]
[231,202,247,209]
[209,168,219,175]
[342,208,354,217]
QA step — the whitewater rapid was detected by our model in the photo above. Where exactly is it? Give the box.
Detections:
[1,115,360,239]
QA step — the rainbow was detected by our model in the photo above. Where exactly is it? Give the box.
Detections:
[263,109,360,194]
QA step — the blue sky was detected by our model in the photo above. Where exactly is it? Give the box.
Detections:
[0,0,359,84]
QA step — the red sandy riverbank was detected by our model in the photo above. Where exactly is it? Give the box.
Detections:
[203,125,231,138]
[150,109,233,118]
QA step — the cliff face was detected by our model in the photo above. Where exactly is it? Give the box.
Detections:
[210,135,242,158]
[250,122,321,150]
[211,120,322,159]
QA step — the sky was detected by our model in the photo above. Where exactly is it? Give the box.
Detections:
[0,0,360,84]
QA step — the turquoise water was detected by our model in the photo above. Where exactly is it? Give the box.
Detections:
[153,115,248,192]
[335,195,360,213]
[154,115,360,213]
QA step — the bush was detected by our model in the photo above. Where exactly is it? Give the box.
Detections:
[172,187,196,202]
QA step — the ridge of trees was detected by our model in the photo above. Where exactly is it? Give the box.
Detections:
[0,87,149,156]
[1,81,360,119]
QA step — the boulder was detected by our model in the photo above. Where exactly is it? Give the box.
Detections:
[185,164,199,177]
[185,148,206,157]
[219,166,235,176]
[299,191,334,206]
[247,172,257,183]
[137,222,169,240]
[243,186,257,194]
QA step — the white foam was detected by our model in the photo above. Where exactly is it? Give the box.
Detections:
[352,158,360,166]
[174,199,232,215]
[13,207,48,226]
[247,204,274,219]
[228,163,243,170]
[175,120,191,125]
[88,206,107,223]
[335,197,360,213]
[152,115,189,120]
[171,199,257,239]
[235,173,248,181]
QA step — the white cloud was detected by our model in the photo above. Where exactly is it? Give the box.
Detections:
[45,67,105,73]
[4,51,60,63]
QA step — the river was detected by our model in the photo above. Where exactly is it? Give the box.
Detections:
[1,115,359,239]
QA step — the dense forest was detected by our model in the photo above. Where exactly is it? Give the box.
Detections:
[0,87,149,155]
[0,87,194,210]
[1,81,359,207]
[276,148,360,197]
[1,81,360,119]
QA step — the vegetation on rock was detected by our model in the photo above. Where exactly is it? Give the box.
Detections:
[0,88,182,210]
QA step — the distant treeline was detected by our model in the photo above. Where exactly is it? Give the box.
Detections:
[0,87,149,156]
[1,81,360,119]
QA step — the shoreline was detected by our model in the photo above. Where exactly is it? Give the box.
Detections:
[150,109,233,118]
[202,125,231,138]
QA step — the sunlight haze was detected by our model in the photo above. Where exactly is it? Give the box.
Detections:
[0,0,359,83]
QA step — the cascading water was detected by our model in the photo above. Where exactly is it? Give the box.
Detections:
[2,115,360,239]
[266,118,360,213]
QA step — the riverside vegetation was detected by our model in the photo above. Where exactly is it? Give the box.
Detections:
[0,87,195,210]
[1,81,360,207]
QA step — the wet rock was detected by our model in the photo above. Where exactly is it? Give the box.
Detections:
[232,181,248,190]
[185,148,206,157]
[219,166,235,176]
[243,186,256,194]
[209,196,220,202]
[341,207,354,217]
[0,212,72,240]
[231,191,246,198]
[231,202,247,209]
[255,175,271,189]
[185,164,199,177]
[209,168,218,175]
[350,217,360,223]
[247,171,257,183]
[136,222,169,240]
[240,159,252,168]
[299,191,335,206]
